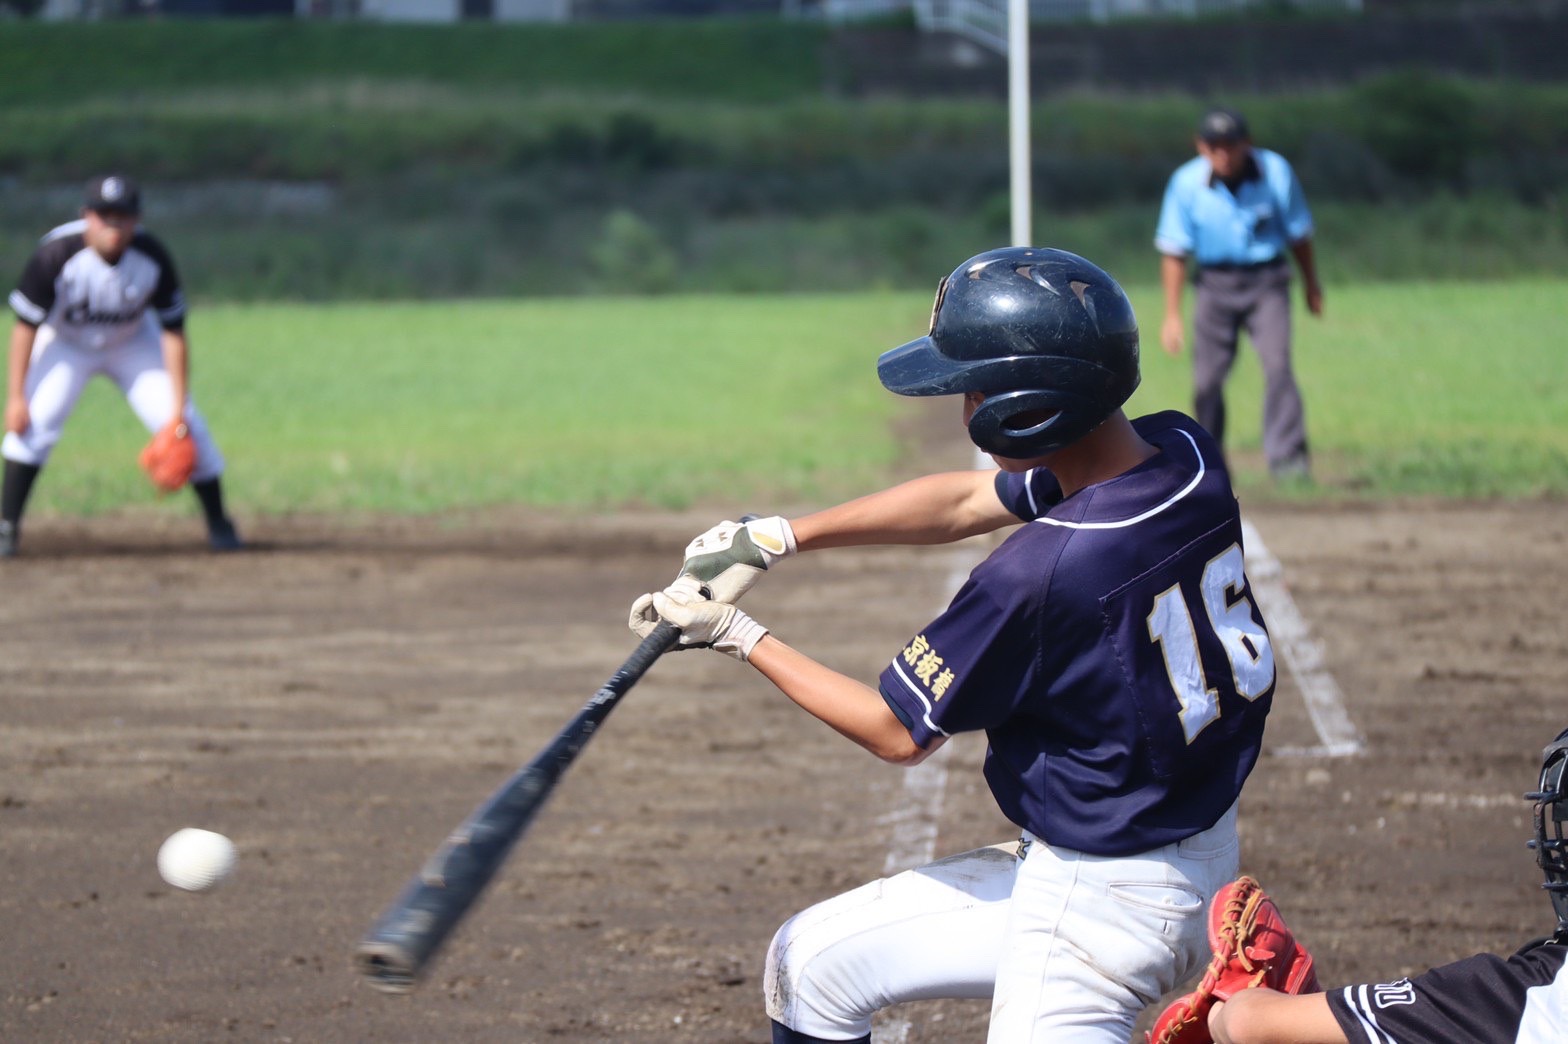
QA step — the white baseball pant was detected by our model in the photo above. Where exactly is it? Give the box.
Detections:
[765,803,1239,1042]
[2,319,225,481]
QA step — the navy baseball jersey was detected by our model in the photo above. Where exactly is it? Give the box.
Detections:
[878,411,1273,856]
[9,220,185,350]
[1328,938,1568,1043]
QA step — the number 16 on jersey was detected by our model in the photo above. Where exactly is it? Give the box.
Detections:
[1142,541,1275,748]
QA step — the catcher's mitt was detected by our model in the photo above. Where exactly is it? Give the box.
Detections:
[139,420,197,493]
[1147,875,1321,1044]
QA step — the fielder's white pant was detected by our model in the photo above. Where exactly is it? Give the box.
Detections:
[764,804,1239,1043]
[2,321,225,482]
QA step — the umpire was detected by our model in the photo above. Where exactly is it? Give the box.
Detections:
[1155,107,1322,482]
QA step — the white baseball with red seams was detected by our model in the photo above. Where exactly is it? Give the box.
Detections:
[157,828,236,892]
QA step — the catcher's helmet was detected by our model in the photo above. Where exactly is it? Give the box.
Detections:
[877,247,1140,458]
[1529,726,1568,936]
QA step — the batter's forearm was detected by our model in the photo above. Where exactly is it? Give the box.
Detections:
[791,471,1014,552]
[747,636,931,765]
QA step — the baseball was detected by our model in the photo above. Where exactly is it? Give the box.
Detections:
[157,828,236,892]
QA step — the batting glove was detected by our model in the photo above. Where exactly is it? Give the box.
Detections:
[629,576,770,662]
[679,515,796,604]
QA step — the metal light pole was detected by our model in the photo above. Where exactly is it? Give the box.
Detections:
[1007,0,1031,247]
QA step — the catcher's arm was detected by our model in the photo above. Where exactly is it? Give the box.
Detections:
[1207,990,1341,1044]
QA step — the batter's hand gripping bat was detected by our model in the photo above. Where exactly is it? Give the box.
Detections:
[354,619,681,993]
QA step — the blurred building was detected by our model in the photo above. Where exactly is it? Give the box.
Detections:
[35,0,571,17]
[35,0,1361,20]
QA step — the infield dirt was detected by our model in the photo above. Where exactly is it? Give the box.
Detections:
[3,429,1565,1041]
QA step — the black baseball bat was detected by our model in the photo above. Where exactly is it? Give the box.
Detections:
[354,620,681,994]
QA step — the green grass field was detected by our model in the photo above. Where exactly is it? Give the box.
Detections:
[27,279,1566,520]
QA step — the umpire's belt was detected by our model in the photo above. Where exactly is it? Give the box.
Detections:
[1198,257,1285,273]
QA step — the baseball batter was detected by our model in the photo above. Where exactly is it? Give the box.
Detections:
[631,247,1277,1042]
[3,174,239,555]
[1155,725,1568,1044]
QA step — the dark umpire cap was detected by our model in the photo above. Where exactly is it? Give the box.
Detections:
[1197,108,1250,144]
[84,174,142,214]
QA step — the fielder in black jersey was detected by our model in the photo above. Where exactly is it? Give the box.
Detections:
[1158,726,1568,1044]
[3,174,240,555]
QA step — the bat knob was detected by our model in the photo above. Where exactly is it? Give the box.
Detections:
[355,943,418,994]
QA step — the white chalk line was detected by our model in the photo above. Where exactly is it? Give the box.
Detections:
[1241,518,1364,758]
[869,539,973,1044]
[876,530,977,881]
[881,449,993,878]
[874,533,974,900]
[873,453,990,1044]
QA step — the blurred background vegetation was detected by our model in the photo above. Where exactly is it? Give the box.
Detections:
[3,13,1568,299]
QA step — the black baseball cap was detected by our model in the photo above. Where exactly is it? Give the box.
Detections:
[1197,108,1250,144]
[84,174,141,215]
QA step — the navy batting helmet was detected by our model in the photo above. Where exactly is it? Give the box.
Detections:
[877,247,1140,458]
[1529,726,1568,936]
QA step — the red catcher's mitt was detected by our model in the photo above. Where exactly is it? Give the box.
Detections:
[1147,875,1321,1044]
[139,420,197,493]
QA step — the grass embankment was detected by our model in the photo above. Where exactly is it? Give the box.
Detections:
[3,22,1568,296]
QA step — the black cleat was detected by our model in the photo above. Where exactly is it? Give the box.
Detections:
[208,518,244,552]
[0,520,17,558]
[1269,454,1313,486]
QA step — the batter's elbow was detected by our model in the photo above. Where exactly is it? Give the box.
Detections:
[878,734,944,767]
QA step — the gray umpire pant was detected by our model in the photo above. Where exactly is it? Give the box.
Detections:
[1192,260,1309,472]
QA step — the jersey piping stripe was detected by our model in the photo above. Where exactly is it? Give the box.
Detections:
[1344,985,1397,1044]
[41,219,87,244]
[8,290,46,325]
[157,290,187,324]
[888,659,951,739]
[1029,428,1205,531]
[1021,467,1042,516]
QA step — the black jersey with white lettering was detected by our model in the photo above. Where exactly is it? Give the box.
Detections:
[1328,938,1568,1043]
[8,220,185,351]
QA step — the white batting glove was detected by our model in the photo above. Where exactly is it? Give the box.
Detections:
[679,515,797,604]
[628,576,770,662]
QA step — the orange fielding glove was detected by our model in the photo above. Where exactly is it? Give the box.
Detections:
[1147,875,1321,1044]
[139,420,197,493]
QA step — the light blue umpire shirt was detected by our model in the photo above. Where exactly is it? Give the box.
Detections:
[1154,148,1314,268]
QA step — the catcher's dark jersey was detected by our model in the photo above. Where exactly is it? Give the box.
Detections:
[8,220,185,351]
[1328,938,1568,1043]
[877,411,1274,857]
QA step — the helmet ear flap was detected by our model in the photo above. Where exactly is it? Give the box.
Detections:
[968,390,1069,458]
